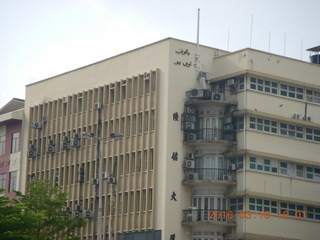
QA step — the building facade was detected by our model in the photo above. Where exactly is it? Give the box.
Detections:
[22,38,320,240]
[0,98,24,199]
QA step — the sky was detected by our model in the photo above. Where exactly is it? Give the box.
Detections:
[0,0,319,108]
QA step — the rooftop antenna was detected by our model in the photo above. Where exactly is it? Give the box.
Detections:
[195,8,200,70]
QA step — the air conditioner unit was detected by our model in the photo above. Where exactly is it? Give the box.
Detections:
[186,152,194,160]
[186,106,195,114]
[224,117,233,124]
[186,207,198,222]
[92,178,99,185]
[72,212,82,218]
[230,164,237,170]
[184,122,195,130]
[61,141,70,150]
[307,116,312,122]
[227,79,235,85]
[65,207,72,213]
[71,139,80,148]
[224,125,233,131]
[63,136,70,142]
[107,177,116,184]
[73,133,80,139]
[190,89,204,99]
[293,114,302,120]
[187,133,197,141]
[74,205,82,212]
[102,172,108,179]
[29,144,36,150]
[222,175,231,181]
[31,122,42,129]
[83,210,93,218]
[184,160,195,169]
[46,145,55,154]
[27,150,36,158]
[94,102,103,109]
[199,71,209,80]
[186,173,199,181]
[212,93,221,100]
[64,214,71,220]
[47,139,55,146]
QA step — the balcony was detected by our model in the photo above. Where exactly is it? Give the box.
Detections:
[182,208,236,226]
[184,128,236,142]
[183,168,236,185]
[185,89,237,105]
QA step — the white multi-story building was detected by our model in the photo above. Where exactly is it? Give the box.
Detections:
[22,38,320,240]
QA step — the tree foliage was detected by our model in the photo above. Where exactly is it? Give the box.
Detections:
[0,179,87,240]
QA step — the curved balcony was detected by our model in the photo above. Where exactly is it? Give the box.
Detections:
[183,168,236,185]
[182,208,236,227]
[184,128,236,144]
[185,89,237,106]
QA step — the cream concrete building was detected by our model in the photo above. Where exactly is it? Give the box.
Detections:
[22,38,320,240]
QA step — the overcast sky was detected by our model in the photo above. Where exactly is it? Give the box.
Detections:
[1,0,319,108]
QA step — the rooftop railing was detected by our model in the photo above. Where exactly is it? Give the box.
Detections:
[184,168,236,182]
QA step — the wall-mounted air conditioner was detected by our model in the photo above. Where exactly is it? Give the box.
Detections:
[186,152,194,160]
[61,141,70,150]
[78,175,84,183]
[102,172,108,179]
[71,139,80,148]
[72,212,82,218]
[46,145,55,154]
[293,114,302,120]
[184,160,195,169]
[186,207,198,222]
[186,173,199,181]
[65,207,72,213]
[190,89,204,99]
[222,175,231,181]
[94,102,103,110]
[230,164,237,170]
[47,139,55,146]
[63,136,70,142]
[29,144,36,150]
[186,106,195,114]
[184,122,195,130]
[227,79,235,85]
[187,133,197,141]
[73,133,80,139]
[212,93,222,100]
[74,205,82,212]
[199,71,209,80]
[31,122,42,129]
[27,150,36,158]
[107,177,116,184]
[83,210,93,218]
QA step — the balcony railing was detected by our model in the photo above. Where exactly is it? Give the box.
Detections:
[186,89,237,103]
[182,208,235,223]
[185,128,236,142]
[184,168,236,182]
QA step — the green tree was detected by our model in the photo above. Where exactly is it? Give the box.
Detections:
[0,179,87,240]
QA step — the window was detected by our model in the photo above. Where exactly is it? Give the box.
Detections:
[296,165,304,178]
[0,173,6,190]
[0,136,5,156]
[280,84,304,100]
[249,198,277,213]
[280,202,304,216]
[230,156,244,170]
[144,150,148,171]
[234,117,244,130]
[230,197,243,211]
[9,171,17,191]
[280,162,288,175]
[150,110,155,131]
[280,123,303,138]
[250,117,277,133]
[306,167,320,181]
[11,132,20,153]
[250,77,278,94]
[142,189,147,211]
[306,128,320,142]
[306,206,320,220]
[149,149,154,170]
[249,157,277,173]
[148,188,153,210]
[131,153,135,174]
[136,190,140,212]
[306,89,320,103]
